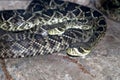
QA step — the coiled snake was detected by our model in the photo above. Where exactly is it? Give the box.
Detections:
[0,0,107,58]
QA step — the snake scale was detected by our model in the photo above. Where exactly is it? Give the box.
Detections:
[0,0,107,58]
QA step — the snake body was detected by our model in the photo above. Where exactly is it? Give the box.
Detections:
[96,0,120,22]
[0,0,107,58]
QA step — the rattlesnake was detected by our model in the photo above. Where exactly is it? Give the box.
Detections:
[0,0,107,58]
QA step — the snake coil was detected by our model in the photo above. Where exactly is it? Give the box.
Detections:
[0,0,107,58]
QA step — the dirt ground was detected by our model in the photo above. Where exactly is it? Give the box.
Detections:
[0,0,120,80]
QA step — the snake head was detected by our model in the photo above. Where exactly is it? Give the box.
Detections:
[66,42,92,58]
[66,47,91,58]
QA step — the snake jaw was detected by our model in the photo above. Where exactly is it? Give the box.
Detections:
[66,48,91,58]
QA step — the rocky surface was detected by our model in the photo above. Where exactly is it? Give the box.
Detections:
[0,0,120,80]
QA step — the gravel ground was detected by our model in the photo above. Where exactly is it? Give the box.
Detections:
[0,0,120,80]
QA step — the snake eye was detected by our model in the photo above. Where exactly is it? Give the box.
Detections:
[77,47,84,53]
[78,47,90,54]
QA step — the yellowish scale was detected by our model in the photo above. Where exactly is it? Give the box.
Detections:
[66,48,91,58]
[48,28,65,35]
